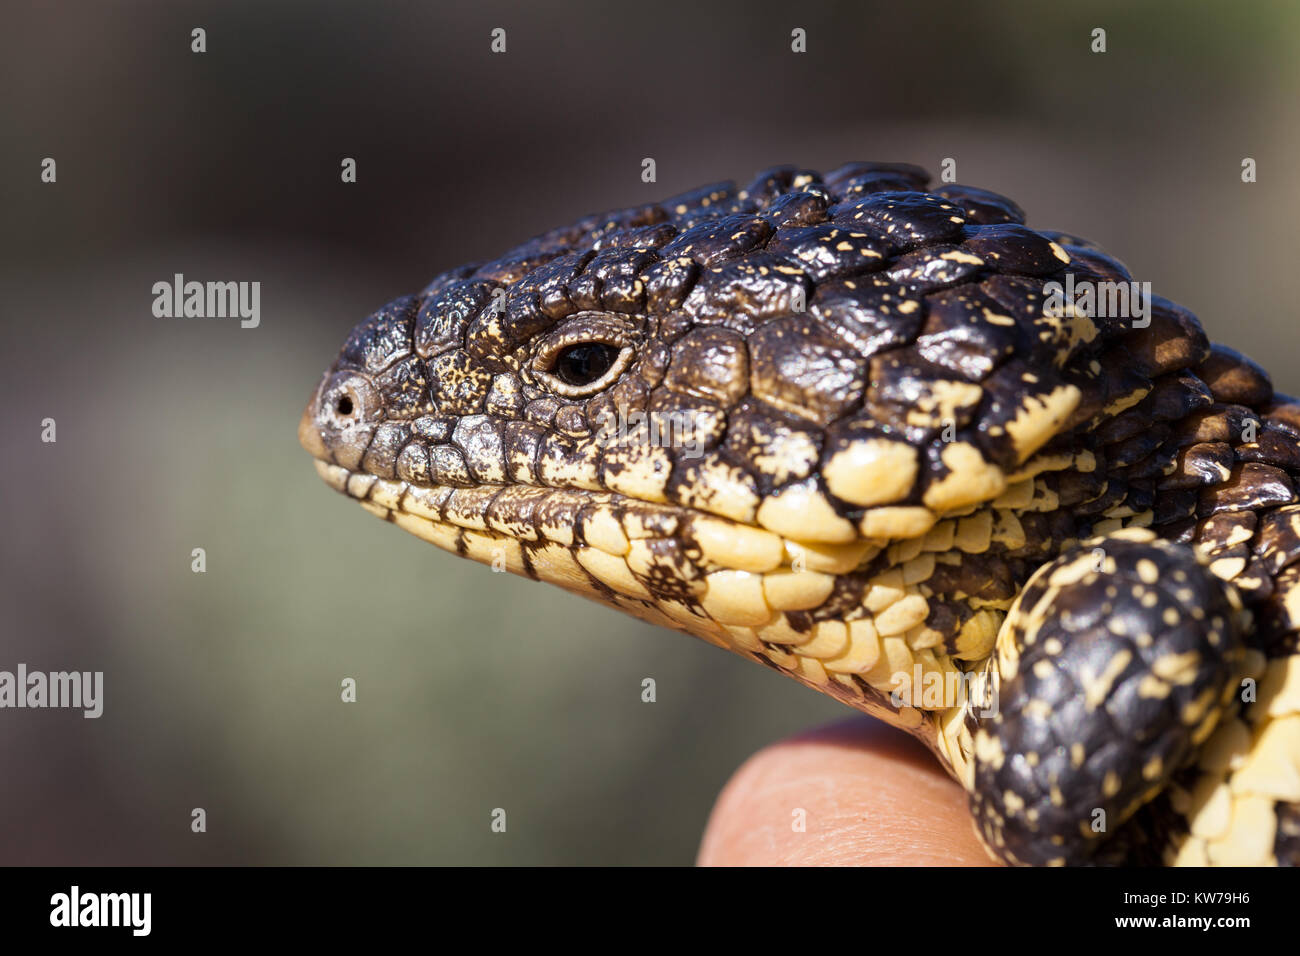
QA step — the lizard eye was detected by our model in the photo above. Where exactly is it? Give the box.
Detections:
[555,343,621,387]
[533,313,639,397]
[536,340,633,397]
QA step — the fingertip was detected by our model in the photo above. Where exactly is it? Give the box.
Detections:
[698,717,995,867]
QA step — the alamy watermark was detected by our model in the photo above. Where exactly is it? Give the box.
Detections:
[1042,272,1151,328]
[591,407,707,459]
[152,273,260,328]
[889,664,998,717]
[50,886,150,936]
[0,664,103,718]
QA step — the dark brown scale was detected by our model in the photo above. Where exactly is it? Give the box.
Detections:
[1235,425,1300,472]
[1161,517,1198,544]
[586,246,660,283]
[339,295,419,373]
[641,255,699,313]
[1141,372,1215,421]
[1261,396,1300,438]
[831,171,929,196]
[564,270,603,313]
[923,553,1019,603]
[1251,506,1300,576]
[657,215,773,267]
[419,262,481,299]
[473,249,564,286]
[796,574,872,626]
[959,223,1066,276]
[375,357,433,418]
[1123,480,1157,514]
[973,359,1073,471]
[1124,447,1178,482]
[1197,511,1258,555]
[1110,377,1212,442]
[511,253,588,321]
[1119,298,1211,378]
[1053,244,1132,287]
[681,253,809,325]
[759,190,829,228]
[1173,402,1259,446]
[600,276,647,315]
[1036,229,1103,250]
[1234,558,1275,602]
[1158,443,1234,490]
[1106,424,1172,468]
[932,184,1026,225]
[1198,344,1273,406]
[886,244,987,293]
[660,182,740,221]
[923,601,963,638]
[1074,478,1129,517]
[747,316,866,423]
[1052,469,1108,508]
[822,161,930,198]
[662,327,748,405]
[1094,408,1149,446]
[1152,488,1199,525]
[918,286,1023,378]
[593,201,671,236]
[1197,462,1297,517]
[809,278,925,358]
[742,166,823,204]
[1079,363,1156,429]
[766,224,892,283]
[721,400,822,497]
[867,353,980,446]
[827,191,967,250]
[595,221,679,251]
[981,273,1108,370]
[522,398,560,428]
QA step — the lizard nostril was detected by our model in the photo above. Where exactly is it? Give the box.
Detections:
[321,373,376,427]
[299,371,383,468]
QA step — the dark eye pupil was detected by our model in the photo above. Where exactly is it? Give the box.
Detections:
[336,396,354,415]
[556,344,618,386]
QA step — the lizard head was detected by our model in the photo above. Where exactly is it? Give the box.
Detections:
[300,166,1293,867]
[298,163,1156,755]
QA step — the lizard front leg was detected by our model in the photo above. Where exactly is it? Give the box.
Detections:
[968,529,1252,865]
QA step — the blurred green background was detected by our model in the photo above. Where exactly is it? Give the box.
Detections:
[1,0,1297,864]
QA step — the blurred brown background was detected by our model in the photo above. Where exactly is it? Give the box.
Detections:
[1,0,1297,864]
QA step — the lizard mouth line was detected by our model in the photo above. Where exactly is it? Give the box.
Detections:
[310,458,881,581]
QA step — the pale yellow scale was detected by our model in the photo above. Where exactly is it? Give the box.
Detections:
[1171,654,1300,866]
